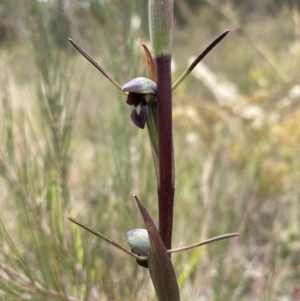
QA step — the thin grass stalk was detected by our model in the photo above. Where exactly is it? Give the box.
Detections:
[0,1,83,300]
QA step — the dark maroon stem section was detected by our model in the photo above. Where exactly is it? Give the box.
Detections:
[155,54,174,251]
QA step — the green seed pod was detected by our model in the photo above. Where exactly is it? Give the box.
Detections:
[126,228,150,256]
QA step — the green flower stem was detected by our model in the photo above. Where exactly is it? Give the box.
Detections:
[149,0,175,251]
[149,0,173,57]
[142,44,160,182]
[146,103,159,181]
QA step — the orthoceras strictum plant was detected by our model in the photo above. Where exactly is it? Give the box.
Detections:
[68,30,239,299]
[69,29,231,149]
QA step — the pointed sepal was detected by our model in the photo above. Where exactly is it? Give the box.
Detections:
[142,44,156,82]
[172,30,229,91]
[67,217,147,260]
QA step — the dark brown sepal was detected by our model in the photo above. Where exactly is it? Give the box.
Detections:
[126,93,143,106]
[136,258,149,268]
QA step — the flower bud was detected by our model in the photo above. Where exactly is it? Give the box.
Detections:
[126,228,150,256]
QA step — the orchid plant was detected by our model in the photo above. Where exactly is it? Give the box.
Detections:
[69,0,238,300]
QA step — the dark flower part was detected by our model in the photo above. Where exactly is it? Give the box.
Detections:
[126,92,146,106]
[122,77,156,129]
[123,78,156,105]
[131,101,149,129]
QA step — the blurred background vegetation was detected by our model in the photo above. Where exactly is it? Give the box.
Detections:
[0,0,300,300]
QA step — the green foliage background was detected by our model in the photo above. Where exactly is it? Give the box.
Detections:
[0,0,300,300]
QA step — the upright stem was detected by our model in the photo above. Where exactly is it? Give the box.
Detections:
[149,0,174,251]
[156,56,174,251]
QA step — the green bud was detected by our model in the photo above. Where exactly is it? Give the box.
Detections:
[126,228,150,256]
